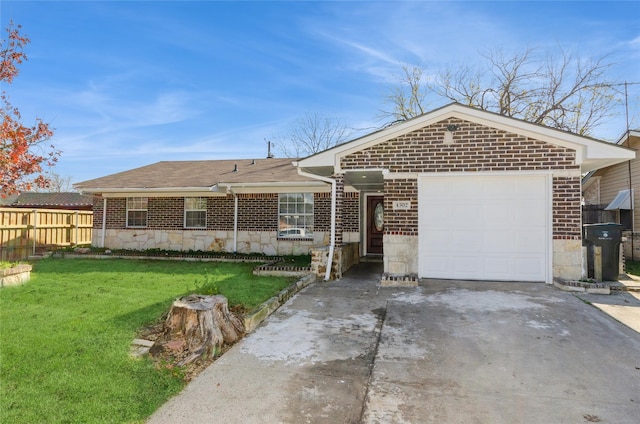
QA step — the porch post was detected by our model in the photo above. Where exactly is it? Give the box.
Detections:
[333,173,344,246]
[101,197,107,248]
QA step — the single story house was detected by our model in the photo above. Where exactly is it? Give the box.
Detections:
[75,103,635,283]
[582,130,639,261]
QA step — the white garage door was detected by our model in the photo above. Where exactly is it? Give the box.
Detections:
[418,174,550,282]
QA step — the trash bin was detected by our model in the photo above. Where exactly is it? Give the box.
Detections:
[583,223,623,281]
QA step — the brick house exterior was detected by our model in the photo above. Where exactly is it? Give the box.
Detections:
[296,103,634,282]
[89,191,357,255]
[75,104,634,282]
[76,158,361,258]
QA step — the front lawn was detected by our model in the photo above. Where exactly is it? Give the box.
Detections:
[0,258,294,423]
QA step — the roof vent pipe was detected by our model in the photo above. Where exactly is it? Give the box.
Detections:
[251,159,255,165]
[233,164,238,172]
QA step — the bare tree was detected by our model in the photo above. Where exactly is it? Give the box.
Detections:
[382,65,428,122]
[382,47,622,136]
[274,112,352,158]
[30,171,74,192]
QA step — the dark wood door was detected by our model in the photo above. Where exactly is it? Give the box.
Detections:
[367,196,384,255]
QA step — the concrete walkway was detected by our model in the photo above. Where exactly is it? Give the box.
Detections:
[148,264,640,423]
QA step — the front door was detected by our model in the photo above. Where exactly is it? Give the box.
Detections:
[367,196,384,255]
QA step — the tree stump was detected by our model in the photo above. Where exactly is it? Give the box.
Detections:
[153,294,245,366]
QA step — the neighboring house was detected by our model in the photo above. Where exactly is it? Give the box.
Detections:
[75,103,634,283]
[0,192,94,211]
[582,130,639,261]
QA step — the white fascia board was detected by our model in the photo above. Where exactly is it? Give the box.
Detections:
[78,186,217,195]
[101,191,227,198]
[216,181,330,194]
[82,182,329,197]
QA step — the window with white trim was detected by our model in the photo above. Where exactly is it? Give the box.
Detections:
[278,193,313,238]
[184,197,207,228]
[126,197,148,227]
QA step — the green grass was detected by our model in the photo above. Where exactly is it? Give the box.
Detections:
[0,258,294,423]
[0,261,24,270]
[626,260,640,277]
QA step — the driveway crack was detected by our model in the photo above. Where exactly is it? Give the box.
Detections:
[358,300,388,423]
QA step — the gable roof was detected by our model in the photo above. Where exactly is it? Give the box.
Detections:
[296,103,635,174]
[74,158,322,194]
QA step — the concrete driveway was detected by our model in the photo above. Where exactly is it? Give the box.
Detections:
[148,264,640,424]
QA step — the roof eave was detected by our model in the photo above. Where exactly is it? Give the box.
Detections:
[76,181,328,195]
[75,186,215,194]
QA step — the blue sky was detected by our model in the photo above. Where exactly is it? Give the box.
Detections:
[1,1,639,184]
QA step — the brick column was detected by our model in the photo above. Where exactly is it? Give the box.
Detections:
[333,173,344,246]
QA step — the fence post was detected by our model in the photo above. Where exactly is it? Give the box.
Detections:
[594,246,602,282]
[75,211,79,246]
[32,209,38,256]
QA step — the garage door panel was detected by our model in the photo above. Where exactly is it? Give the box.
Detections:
[515,256,546,277]
[425,205,452,221]
[486,229,518,250]
[451,179,480,197]
[517,200,546,223]
[515,230,546,252]
[423,256,453,275]
[517,177,547,196]
[484,178,515,196]
[426,229,451,249]
[419,174,549,282]
[456,231,482,251]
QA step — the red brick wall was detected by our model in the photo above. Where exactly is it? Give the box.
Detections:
[341,118,581,239]
[148,198,183,229]
[208,196,235,230]
[343,192,360,232]
[384,179,418,236]
[96,193,333,233]
[553,177,582,239]
[97,197,126,229]
[314,193,331,232]
[237,193,278,231]
[92,195,104,229]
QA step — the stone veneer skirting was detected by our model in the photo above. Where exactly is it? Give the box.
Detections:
[94,229,331,256]
[310,242,360,280]
[383,234,419,276]
[553,239,583,281]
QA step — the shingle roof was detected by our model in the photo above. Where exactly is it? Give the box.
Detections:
[74,158,313,190]
[2,192,94,208]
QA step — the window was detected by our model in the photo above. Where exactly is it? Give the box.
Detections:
[127,197,148,227]
[278,193,313,238]
[184,197,207,228]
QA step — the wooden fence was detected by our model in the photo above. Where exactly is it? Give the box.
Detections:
[0,208,93,262]
[582,204,617,225]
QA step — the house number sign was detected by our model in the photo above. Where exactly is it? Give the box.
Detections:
[392,200,411,210]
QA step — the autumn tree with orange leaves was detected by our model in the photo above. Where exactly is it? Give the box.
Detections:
[1,21,58,197]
